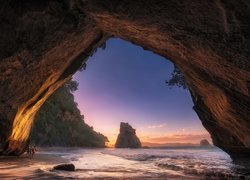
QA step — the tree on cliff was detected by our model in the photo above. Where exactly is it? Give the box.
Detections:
[64,80,79,93]
[166,65,187,89]
[30,80,108,147]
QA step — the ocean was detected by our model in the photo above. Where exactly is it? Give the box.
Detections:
[37,147,250,179]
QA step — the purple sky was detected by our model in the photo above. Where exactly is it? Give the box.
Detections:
[73,38,210,145]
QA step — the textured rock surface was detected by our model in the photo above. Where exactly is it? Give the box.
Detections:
[200,139,211,146]
[0,0,249,158]
[0,0,106,155]
[115,122,141,148]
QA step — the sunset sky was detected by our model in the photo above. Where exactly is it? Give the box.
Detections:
[73,38,211,146]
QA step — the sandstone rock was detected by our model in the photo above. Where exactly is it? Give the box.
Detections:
[200,139,210,146]
[53,163,75,171]
[115,122,141,148]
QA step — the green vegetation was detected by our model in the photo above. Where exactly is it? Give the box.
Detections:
[166,65,187,89]
[30,80,108,147]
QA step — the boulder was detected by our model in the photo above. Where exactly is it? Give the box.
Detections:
[53,163,75,171]
[115,122,141,148]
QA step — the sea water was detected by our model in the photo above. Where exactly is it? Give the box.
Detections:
[40,147,250,179]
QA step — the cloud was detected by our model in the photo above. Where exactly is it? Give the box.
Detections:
[147,123,166,129]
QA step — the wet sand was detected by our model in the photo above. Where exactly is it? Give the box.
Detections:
[0,148,69,180]
[0,151,172,180]
[0,148,158,180]
[1,148,248,180]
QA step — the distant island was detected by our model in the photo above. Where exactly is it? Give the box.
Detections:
[142,139,212,148]
[141,142,199,148]
[30,80,108,147]
[115,122,141,148]
[200,139,211,146]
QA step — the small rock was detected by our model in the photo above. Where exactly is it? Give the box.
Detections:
[200,139,210,146]
[53,163,75,171]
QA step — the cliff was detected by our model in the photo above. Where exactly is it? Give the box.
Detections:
[115,122,141,148]
[30,82,108,147]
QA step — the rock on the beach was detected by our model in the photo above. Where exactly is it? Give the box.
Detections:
[53,163,75,171]
[115,122,141,148]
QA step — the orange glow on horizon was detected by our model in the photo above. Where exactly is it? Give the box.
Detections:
[104,132,211,147]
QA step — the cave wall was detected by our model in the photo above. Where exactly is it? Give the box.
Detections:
[0,0,249,158]
[0,0,107,154]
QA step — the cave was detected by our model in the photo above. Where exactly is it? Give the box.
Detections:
[0,0,249,159]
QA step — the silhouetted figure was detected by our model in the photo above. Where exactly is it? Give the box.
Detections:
[26,145,31,157]
[31,146,37,158]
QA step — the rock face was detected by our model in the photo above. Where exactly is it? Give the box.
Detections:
[115,122,141,148]
[0,0,249,158]
[30,82,108,147]
[200,139,211,146]
[53,163,75,171]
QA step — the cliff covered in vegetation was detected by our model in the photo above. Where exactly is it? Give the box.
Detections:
[30,81,108,147]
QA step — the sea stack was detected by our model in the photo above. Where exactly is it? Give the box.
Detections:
[200,139,210,146]
[115,122,141,148]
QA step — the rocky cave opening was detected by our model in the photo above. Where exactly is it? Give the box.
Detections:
[71,38,212,148]
[29,37,212,149]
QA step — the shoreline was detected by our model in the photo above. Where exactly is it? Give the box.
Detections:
[0,149,69,179]
[0,147,190,179]
[0,147,249,180]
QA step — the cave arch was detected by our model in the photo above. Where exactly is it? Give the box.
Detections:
[0,0,249,158]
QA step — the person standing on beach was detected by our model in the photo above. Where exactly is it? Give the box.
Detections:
[26,145,31,157]
[31,146,37,158]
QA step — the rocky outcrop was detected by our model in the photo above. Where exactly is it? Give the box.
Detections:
[53,163,75,171]
[200,139,210,146]
[115,122,141,148]
[0,0,249,158]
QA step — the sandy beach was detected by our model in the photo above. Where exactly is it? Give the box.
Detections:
[0,152,168,180]
[0,147,249,180]
[0,148,149,180]
[0,148,70,180]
